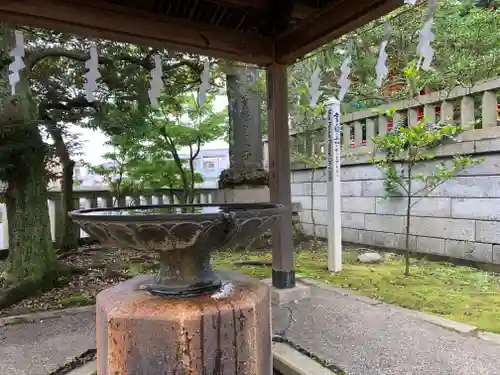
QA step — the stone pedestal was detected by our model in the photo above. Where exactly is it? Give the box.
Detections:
[221,64,269,205]
[96,272,272,375]
[216,185,269,204]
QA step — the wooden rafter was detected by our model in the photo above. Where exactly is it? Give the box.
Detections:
[274,0,401,64]
[0,0,274,65]
[210,0,318,19]
[0,0,401,65]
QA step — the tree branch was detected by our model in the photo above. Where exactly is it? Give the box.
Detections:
[191,137,202,161]
[40,94,99,112]
[26,48,200,77]
[27,48,148,70]
[374,164,409,195]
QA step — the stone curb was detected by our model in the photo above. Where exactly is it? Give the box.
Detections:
[298,278,383,306]
[411,311,477,335]
[477,332,500,345]
[65,360,97,375]
[0,305,95,327]
[62,344,341,375]
[298,278,500,345]
[273,342,339,375]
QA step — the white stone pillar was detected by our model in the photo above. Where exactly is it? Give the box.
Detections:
[325,99,342,272]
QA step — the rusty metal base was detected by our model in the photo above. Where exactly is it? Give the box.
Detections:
[143,279,222,298]
[96,271,272,375]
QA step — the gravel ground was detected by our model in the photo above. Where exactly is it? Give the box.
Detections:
[0,247,157,317]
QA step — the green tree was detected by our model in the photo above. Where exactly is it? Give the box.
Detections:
[0,24,202,305]
[288,0,499,116]
[34,37,201,251]
[0,26,57,306]
[99,93,227,203]
[370,116,482,276]
[88,135,141,205]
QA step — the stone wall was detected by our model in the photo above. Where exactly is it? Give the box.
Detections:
[265,77,500,264]
[291,150,500,264]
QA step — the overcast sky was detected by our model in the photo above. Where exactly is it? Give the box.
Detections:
[71,94,229,166]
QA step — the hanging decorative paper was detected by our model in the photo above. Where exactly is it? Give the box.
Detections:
[8,30,25,96]
[375,22,392,88]
[337,39,353,102]
[83,45,100,102]
[416,0,437,71]
[148,54,164,108]
[404,0,416,5]
[309,63,322,108]
[198,60,210,109]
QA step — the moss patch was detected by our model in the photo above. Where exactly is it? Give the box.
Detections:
[213,247,500,334]
[59,292,94,308]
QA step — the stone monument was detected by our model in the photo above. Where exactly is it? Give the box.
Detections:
[217,64,269,204]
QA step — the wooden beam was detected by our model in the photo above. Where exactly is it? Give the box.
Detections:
[212,0,316,19]
[266,63,295,289]
[274,0,401,64]
[0,0,274,65]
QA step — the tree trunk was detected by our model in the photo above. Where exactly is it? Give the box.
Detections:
[3,156,56,280]
[46,122,79,252]
[0,25,59,307]
[59,160,78,251]
[0,139,59,307]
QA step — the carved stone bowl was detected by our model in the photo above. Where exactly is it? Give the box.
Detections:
[69,203,284,297]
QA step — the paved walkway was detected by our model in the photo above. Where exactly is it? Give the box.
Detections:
[273,282,500,375]
[1,281,499,375]
[0,310,95,375]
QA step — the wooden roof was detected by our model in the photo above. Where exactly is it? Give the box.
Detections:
[0,0,400,65]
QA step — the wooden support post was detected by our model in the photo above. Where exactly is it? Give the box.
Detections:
[266,63,295,289]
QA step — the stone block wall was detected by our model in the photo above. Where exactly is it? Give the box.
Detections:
[291,153,500,264]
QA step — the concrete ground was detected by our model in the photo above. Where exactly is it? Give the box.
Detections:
[272,283,500,375]
[0,310,95,375]
[1,282,500,375]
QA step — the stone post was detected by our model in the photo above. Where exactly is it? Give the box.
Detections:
[217,64,269,203]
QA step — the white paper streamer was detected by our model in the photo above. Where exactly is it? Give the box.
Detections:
[337,39,353,102]
[198,60,210,109]
[309,65,322,108]
[375,22,392,88]
[416,0,437,71]
[83,45,100,102]
[8,31,25,96]
[148,54,164,108]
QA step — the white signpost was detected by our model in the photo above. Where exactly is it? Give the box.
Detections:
[325,99,342,272]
